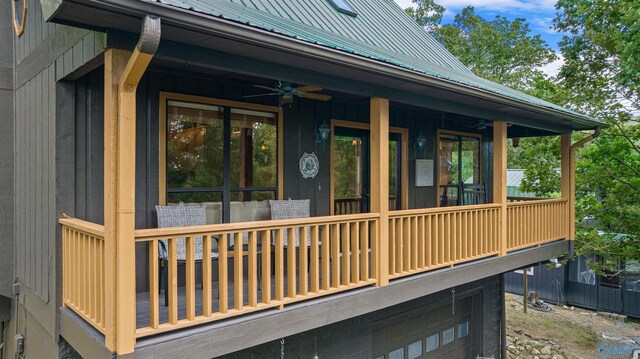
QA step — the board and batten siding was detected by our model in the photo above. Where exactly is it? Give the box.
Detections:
[0,0,16,299]
[10,3,105,352]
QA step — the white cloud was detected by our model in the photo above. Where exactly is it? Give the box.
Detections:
[394,0,414,8]
[538,53,564,77]
[395,0,556,12]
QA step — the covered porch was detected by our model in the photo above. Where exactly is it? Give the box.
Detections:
[58,50,575,356]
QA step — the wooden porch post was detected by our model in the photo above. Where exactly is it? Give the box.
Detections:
[103,16,160,355]
[104,48,130,352]
[493,121,508,256]
[370,97,389,286]
[560,133,573,240]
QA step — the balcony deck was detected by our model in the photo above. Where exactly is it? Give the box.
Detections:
[60,198,569,351]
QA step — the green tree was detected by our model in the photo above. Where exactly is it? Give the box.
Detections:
[554,0,640,270]
[436,7,557,90]
[404,0,445,33]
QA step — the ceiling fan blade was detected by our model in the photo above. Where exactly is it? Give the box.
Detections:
[300,92,332,101]
[253,85,279,92]
[242,93,281,98]
[294,85,323,93]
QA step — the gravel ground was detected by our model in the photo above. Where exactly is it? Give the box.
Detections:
[505,293,640,359]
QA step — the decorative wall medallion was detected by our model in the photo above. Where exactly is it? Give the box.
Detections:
[299,152,319,179]
[13,0,28,37]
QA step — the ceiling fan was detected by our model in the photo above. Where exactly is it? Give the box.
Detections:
[465,120,492,130]
[243,81,332,106]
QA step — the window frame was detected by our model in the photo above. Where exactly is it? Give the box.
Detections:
[159,92,284,219]
[436,129,483,207]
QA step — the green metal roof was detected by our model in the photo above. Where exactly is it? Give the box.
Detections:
[152,0,600,125]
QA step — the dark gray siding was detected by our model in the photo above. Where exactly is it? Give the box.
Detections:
[504,263,566,305]
[9,1,105,355]
[0,0,15,299]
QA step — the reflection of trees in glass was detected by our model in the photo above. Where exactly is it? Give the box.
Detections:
[166,104,277,203]
[389,141,398,196]
[334,136,360,199]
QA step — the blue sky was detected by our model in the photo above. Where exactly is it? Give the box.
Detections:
[393,0,565,75]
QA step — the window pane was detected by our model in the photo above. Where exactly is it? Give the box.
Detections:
[426,334,439,352]
[408,340,422,359]
[334,135,364,200]
[230,108,277,189]
[389,140,398,198]
[457,321,469,338]
[626,260,640,292]
[461,137,480,184]
[230,191,276,202]
[167,101,224,189]
[442,327,454,345]
[388,347,404,359]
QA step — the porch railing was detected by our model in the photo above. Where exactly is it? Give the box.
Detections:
[61,217,106,334]
[507,198,569,251]
[60,198,570,345]
[388,204,501,279]
[133,213,379,338]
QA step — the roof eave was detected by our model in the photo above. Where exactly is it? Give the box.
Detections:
[50,0,605,130]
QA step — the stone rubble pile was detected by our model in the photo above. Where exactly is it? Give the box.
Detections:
[506,329,567,359]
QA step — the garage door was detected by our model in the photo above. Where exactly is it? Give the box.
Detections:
[373,297,472,359]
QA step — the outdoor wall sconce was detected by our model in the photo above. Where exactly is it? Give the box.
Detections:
[512,137,520,148]
[316,121,331,151]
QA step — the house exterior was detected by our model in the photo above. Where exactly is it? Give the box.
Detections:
[0,0,603,358]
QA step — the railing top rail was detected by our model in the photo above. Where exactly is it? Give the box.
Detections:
[506,198,568,207]
[389,203,501,217]
[134,212,381,240]
[59,217,106,237]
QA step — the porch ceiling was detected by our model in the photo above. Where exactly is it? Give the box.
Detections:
[46,0,604,133]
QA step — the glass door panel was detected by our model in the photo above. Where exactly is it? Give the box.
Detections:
[439,133,481,207]
[334,128,369,214]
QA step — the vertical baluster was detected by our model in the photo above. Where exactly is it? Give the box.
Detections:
[350,221,359,284]
[310,226,319,292]
[299,226,308,296]
[275,228,284,301]
[445,213,451,263]
[410,216,418,270]
[370,219,379,282]
[360,221,368,281]
[168,237,179,323]
[149,240,159,328]
[425,215,432,268]
[331,224,340,288]
[233,232,243,310]
[287,228,297,298]
[186,236,196,320]
[248,231,258,307]
[321,224,330,291]
[341,222,350,286]
[91,235,96,320]
[99,238,104,327]
[388,218,395,275]
[396,218,403,274]
[202,235,212,317]
[418,216,425,269]
[261,230,271,304]
[218,234,228,314]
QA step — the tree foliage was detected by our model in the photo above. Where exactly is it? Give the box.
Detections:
[405,0,640,271]
[554,0,640,269]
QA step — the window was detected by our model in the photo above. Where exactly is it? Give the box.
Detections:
[570,255,596,285]
[625,261,640,292]
[457,321,469,338]
[438,131,482,207]
[425,334,439,352]
[442,327,455,345]
[163,95,280,223]
[407,340,422,359]
[328,0,357,16]
[388,347,404,359]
